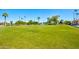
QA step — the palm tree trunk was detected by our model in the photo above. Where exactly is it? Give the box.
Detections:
[73,11,75,20]
[4,16,6,26]
[38,19,39,24]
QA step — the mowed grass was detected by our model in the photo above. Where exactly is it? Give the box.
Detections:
[0,25,79,49]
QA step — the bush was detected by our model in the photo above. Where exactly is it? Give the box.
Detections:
[59,20,63,24]
[27,20,38,25]
[64,20,71,25]
[15,20,27,25]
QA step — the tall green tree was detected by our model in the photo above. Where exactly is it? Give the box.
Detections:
[15,20,26,25]
[47,15,60,25]
[2,12,8,26]
[47,17,51,25]
[27,20,33,25]
[64,20,71,25]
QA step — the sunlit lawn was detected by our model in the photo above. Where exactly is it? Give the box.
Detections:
[0,25,79,49]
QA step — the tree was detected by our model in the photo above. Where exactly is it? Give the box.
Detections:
[10,21,13,26]
[27,20,38,25]
[32,21,38,25]
[15,20,26,25]
[52,16,59,24]
[64,20,71,25]
[2,12,8,26]
[73,9,79,20]
[59,19,63,24]
[47,15,60,25]
[37,17,40,23]
[24,16,26,21]
[47,17,51,25]
[27,20,33,25]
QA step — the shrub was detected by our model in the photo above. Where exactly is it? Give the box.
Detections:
[15,20,26,25]
[27,20,38,25]
[64,20,71,25]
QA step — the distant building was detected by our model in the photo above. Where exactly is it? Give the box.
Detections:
[72,19,79,25]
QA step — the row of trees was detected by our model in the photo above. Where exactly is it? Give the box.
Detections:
[14,15,71,25]
[1,12,72,26]
[15,20,39,25]
[45,15,71,25]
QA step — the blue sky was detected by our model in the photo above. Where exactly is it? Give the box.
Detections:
[0,9,75,23]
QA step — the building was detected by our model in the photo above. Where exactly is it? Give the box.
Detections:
[72,19,79,25]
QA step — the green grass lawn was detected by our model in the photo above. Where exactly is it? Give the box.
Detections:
[0,25,79,49]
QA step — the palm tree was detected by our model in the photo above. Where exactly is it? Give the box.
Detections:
[76,13,79,20]
[2,12,8,26]
[21,17,23,20]
[19,16,21,20]
[47,17,51,24]
[37,17,40,23]
[24,16,26,21]
[74,9,78,20]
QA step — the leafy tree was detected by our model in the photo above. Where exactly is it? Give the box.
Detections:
[15,20,26,25]
[59,19,63,24]
[47,15,60,25]
[47,17,51,25]
[27,20,38,25]
[32,21,38,25]
[27,20,33,25]
[2,12,8,26]
[64,20,71,25]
